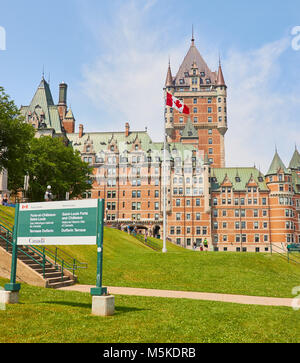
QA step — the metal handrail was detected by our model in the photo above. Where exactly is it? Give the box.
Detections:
[0,215,13,230]
[0,231,49,278]
[271,243,300,265]
[0,222,80,281]
[134,234,160,251]
[34,246,88,278]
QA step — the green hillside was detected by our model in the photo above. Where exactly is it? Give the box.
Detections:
[61,227,300,299]
[0,205,15,229]
[1,206,300,298]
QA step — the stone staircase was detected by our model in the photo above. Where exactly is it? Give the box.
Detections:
[0,231,76,289]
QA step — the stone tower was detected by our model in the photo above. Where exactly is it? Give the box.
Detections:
[164,34,228,168]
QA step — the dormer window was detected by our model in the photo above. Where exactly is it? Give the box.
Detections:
[179,79,184,85]
[206,79,211,84]
[235,177,241,182]
[200,72,205,77]
[110,146,114,152]
[135,145,139,151]
[258,177,264,182]
[184,72,189,77]
[86,146,91,153]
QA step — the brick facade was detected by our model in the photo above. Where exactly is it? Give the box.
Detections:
[19,38,300,252]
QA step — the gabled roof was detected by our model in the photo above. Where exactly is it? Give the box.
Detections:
[221,174,233,187]
[20,77,63,134]
[181,118,198,139]
[65,108,75,119]
[266,151,290,176]
[211,168,268,192]
[289,147,300,170]
[174,42,217,86]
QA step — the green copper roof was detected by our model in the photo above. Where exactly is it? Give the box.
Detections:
[211,167,268,192]
[181,118,198,139]
[266,151,290,176]
[20,78,63,134]
[67,129,197,160]
[289,148,300,170]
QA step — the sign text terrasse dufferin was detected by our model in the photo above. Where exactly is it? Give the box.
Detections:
[16,200,98,246]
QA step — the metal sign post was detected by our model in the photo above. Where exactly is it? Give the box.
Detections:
[91,199,107,296]
[5,204,21,293]
[4,199,107,297]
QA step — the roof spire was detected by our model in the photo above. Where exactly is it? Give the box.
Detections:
[216,58,226,86]
[191,25,195,46]
[165,59,173,88]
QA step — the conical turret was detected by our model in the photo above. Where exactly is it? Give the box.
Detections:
[165,61,174,88]
[216,60,226,87]
[289,146,300,170]
[266,149,290,176]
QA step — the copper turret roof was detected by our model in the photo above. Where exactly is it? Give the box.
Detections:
[174,40,217,87]
[165,61,174,88]
[216,61,226,86]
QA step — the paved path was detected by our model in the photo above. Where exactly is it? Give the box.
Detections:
[58,285,294,307]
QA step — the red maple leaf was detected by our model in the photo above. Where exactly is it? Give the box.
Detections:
[175,100,182,109]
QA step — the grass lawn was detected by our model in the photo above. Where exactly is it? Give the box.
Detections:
[0,205,15,229]
[1,206,300,299]
[58,228,300,299]
[0,277,299,343]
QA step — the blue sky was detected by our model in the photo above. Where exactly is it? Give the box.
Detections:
[0,0,300,171]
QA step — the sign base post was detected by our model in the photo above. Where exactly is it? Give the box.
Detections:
[0,290,19,305]
[4,283,21,292]
[90,287,108,296]
[92,295,115,316]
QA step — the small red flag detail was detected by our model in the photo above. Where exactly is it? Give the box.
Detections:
[166,92,190,115]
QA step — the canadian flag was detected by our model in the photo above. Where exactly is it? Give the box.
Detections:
[166,92,190,115]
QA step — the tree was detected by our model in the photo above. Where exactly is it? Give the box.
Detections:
[0,87,35,195]
[27,136,93,202]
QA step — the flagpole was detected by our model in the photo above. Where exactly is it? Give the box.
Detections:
[162,93,167,254]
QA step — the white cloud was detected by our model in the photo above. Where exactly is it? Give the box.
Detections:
[80,0,187,140]
[80,1,300,172]
[225,37,300,172]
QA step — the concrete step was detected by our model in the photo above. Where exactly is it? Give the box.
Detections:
[44,272,63,279]
[47,276,71,284]
[48,280,75,289]
[34,267,60,274]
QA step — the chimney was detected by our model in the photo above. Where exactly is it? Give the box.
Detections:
[58,82,68,120]
[125,122,130,137]
[79,124,84,138]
